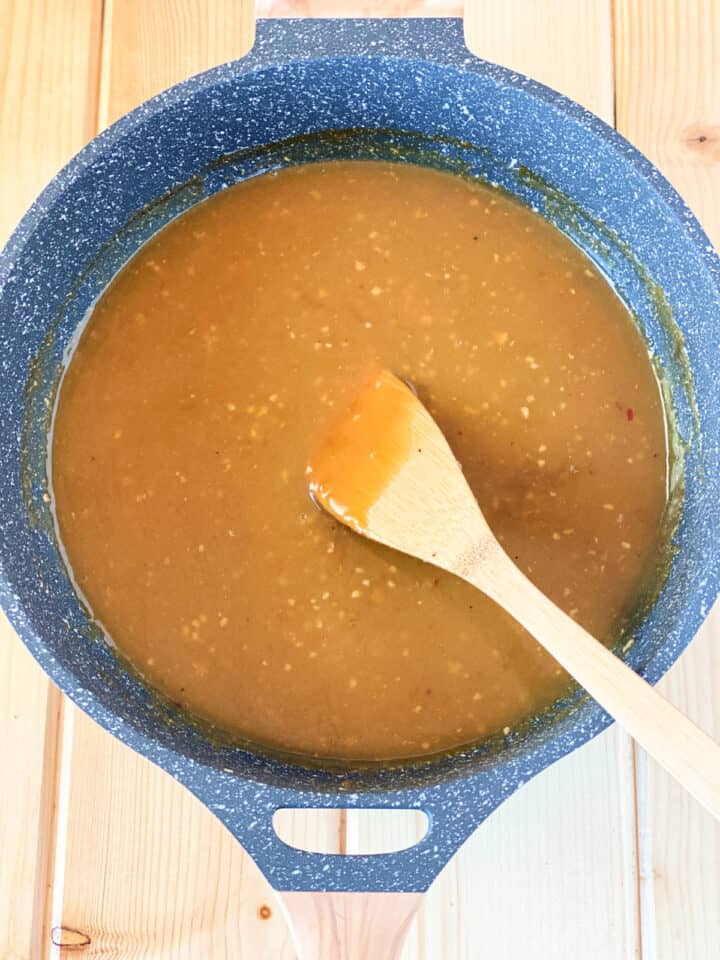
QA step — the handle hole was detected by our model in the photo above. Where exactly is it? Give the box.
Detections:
[273,809,429,855]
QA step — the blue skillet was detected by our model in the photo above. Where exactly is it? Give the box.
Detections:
[1,18,719,956]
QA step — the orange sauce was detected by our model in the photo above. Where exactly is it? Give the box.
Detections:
[51,160,669,760]
[307,370,416,532]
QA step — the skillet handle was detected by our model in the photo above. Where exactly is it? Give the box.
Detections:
[277,891,422,960]
[219,795,480,892]
[196,775,507,891]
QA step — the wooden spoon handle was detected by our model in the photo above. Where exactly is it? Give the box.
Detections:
[470,547,720,820]
[277,891,422,960]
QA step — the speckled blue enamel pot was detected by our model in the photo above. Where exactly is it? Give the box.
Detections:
[1,19,719,893]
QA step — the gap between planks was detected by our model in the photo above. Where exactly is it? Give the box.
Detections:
[0,3,103,959]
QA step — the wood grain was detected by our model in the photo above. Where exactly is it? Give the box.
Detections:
[256,0,462,17]
[615,3,720,954]
[279,891,422,960]
[98,0,255,126]
[615,0,720,241]
[408,732,639,959]
[0,3,101,959]
[636,614,720,959]
[0,0,102,236]
[0,626,57,960]
[53,712,301,959]
[464,0,614,116]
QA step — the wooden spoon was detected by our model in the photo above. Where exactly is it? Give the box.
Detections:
[307,369,720,820]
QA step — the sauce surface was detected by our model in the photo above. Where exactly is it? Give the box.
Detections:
[52,160,668,760]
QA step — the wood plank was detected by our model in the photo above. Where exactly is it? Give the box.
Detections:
[395,4,642,958]
[0,0,102,236]
[614,0,720,241]
[614,4,720,954]
[402,731,640,959]
[396,730,638,959]
[50,3,342,957]
[0,623,57,960]
[98,0,255,126]
[633,613,720,960]
[55,719,345,958]
[256,0,462,17]
[0,3,102,959]
[54,713,302,959]
[464,0,614,117]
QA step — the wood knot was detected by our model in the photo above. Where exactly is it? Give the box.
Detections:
[51,925,91,949]
[258,903,272,920]
[681,124,720,161]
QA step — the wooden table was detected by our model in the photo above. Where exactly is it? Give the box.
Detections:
[1,2,718,956]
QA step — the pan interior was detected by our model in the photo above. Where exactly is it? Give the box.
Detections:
[15,127,692,791]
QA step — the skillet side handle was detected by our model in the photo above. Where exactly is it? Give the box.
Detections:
[277,891,422,960]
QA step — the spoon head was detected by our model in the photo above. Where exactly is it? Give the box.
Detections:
[306,369,491,576]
